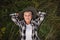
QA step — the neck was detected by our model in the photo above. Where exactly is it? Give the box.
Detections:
[24,20,31,25]
[26,22,30,25]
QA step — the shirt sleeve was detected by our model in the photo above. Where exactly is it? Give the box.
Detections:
[34,12,46,26]
[11,15,21,26]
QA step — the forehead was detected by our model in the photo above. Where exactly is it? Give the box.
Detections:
[24,11,32,15]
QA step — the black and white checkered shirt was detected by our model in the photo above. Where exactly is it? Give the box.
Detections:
[11,12,46,40]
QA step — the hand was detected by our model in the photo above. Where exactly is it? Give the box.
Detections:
[16,13,19,16]
[38,11,46,17]
[41,12,46,15]
[10,13,19,17]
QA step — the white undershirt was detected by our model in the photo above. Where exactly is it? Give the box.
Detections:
[26,24,32,40]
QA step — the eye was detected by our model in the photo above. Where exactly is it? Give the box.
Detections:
[28,15,30,16]
[24,15,27,17]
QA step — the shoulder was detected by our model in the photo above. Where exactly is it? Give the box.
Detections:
[20,20,25,25]
[31,20,38,25]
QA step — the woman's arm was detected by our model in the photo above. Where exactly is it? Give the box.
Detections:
[35,11,46,26]
[10,13,21,26]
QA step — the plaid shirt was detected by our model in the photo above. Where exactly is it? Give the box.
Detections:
[11,12,46,40]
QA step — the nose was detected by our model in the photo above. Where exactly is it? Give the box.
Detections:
[26,15,29,17]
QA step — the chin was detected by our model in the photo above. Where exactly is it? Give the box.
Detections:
[25,20,31,22]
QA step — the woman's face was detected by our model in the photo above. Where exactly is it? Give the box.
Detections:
[23,11,32,23]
